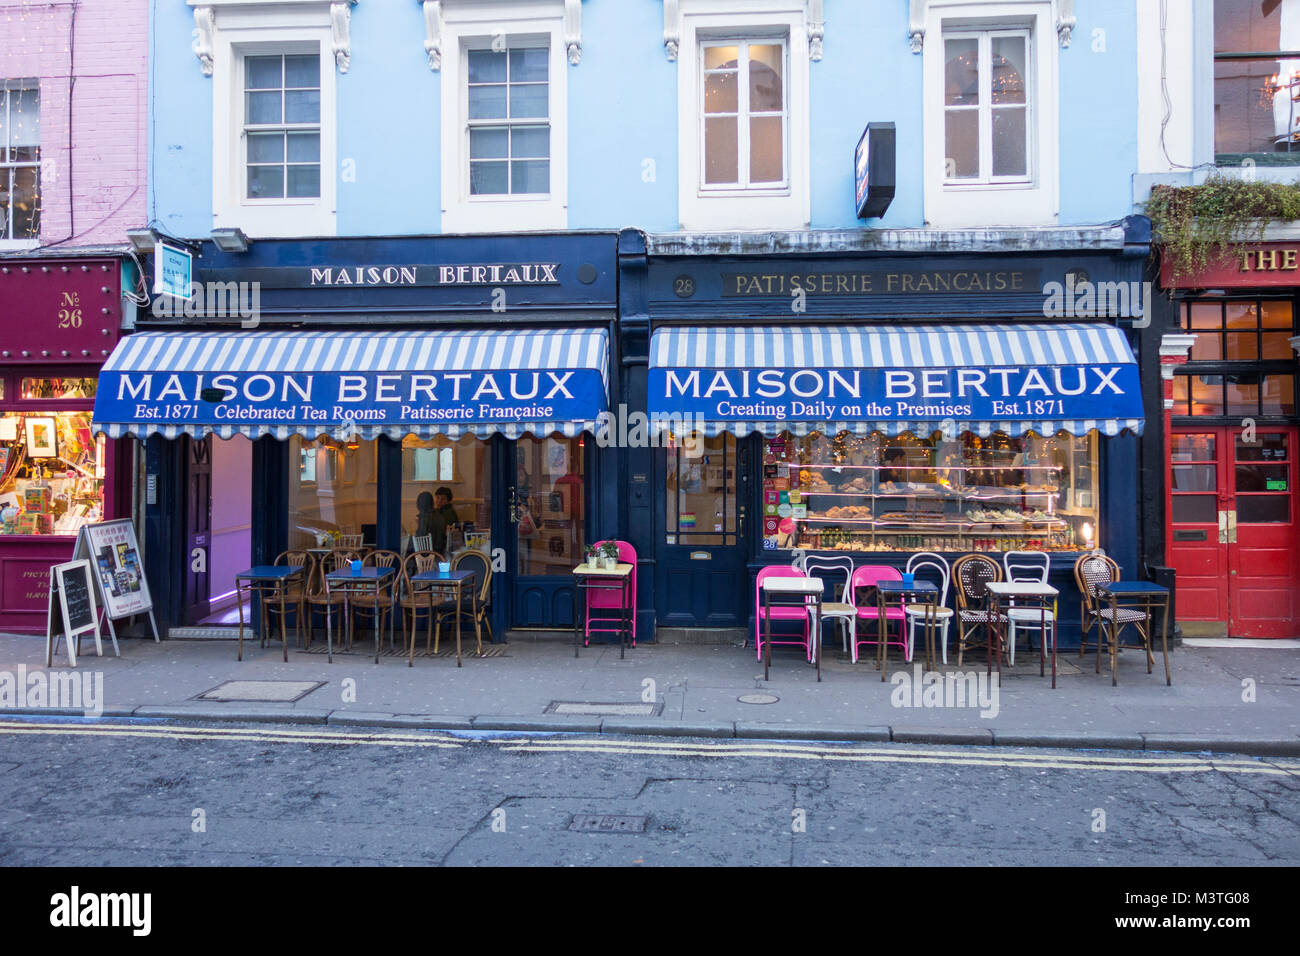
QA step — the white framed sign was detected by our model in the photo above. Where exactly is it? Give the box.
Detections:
[73,519,160,644]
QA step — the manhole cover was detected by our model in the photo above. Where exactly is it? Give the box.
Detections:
[544,701,663,716]
[738,693,780,704]
[569,814,648,833]
[195,680,324,703]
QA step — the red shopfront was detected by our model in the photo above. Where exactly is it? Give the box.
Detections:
[0,257,129,633]
[1161,244,1300,638]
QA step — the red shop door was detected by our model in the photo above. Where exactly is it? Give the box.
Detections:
[1168,426,1299,638]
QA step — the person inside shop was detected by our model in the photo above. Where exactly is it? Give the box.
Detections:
[423,486,460,555]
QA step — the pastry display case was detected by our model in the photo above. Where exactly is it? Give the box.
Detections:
[762,430,1100,554]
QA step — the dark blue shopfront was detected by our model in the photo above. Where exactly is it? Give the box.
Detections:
[98,233,623,640]
[615,223,1170,649]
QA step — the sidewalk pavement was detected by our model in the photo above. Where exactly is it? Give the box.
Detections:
[2,629,1299,757]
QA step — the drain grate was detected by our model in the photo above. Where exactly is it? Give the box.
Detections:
[544,701,663,716]
[569,814,648,833]
[196,680,325,703]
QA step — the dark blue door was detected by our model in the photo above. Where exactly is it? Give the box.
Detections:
[656,433,751,627]
[506,435,589,629]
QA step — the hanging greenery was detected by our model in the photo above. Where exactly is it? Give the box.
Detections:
[1144,176,1300,280]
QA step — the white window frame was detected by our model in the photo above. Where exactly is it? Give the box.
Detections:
[0,81,40,250]
[674,0,810,230]
[697,38,790,193]
[241,50,324,203]
[940,28,1033,186]
[440,2,568,233]
[922,0,1058,227]
[207,5,338,237]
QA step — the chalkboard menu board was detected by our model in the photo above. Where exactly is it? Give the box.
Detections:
[46,560,101,667]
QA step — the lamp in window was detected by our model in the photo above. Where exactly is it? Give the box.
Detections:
[210,227,251,253]
[1080,521,1094,549]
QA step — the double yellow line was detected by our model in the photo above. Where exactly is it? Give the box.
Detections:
[1,719,1294,777]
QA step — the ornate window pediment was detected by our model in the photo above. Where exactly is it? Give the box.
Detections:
[188,0,358,76]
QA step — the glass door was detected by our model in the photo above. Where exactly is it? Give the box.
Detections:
[507,435,587,628]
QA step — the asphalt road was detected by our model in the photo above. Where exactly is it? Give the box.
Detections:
[0,717,1297,866]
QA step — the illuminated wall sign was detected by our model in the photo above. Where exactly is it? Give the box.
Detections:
[854,122,896,220]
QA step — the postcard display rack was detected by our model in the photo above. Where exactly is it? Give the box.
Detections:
[762,431,1099,554]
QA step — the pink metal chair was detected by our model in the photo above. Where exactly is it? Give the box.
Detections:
[850,565,906,664]
[755,565,813,662]
[584,539,637,647]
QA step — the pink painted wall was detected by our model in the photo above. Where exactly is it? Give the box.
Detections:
[0,0,147,247]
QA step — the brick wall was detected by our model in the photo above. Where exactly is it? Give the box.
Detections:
[0,0,147,248]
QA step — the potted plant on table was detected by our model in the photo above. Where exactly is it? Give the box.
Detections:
[584,544,599,569]
[599,540,620,570]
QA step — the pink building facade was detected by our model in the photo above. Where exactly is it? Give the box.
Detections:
[0,0,146,632]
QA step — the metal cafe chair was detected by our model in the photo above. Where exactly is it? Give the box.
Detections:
[755,565,813,662]
[399,551,441,659]
[952,554,1007,666]
[584,539,637,648]
[304,549,358,649]
[430,548,494,655]
[849,564,905,665]
[905,552,954,664]
[410,534,434,554]
[349,549,402,648]
[804,556,856,655]
[1074,551,1152,673]
[262,550,312,649]
[1002,550,1055,666]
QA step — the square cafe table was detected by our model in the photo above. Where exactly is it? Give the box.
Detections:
[984,581,1059,687]
[324,566,396,664]
[875,580,940,683]
[1095,581,1171,687]
[234,565,305,663]
[572,563,635,659]
[409,568,477,668]
[760,576,823,682]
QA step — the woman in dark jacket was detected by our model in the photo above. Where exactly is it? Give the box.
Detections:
[414,491,438,552]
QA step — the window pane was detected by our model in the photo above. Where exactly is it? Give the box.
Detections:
[1260,300,1293,328]
[1238,495,1289,523]
[1262,374,1296,415]
[401,435,493,556]
[1214,58,1284,154]
[20,377,97,399]
[704,116,738,184]
[1172,494,1218,523]
[9,89,39,148]
[9,166,40,238]
[1226,379,1259,414]
[284,55,319,88]
[470,160,508,194]
[1172,464,1216,491]
[704,45,739,70]
[749,115,783,183]
[247,132,284,163]
[509,84,548,119]
[1188,302,1222,329]
[1224,330,1257,360]
[286,164,320,198]
[1190,375,1225,415]
[1189,331,1223,361]
[511,126,548,159]
[286,131,319,163]
[1235,464,1288,490]
[469,85,508,120]
[1171,433,1215,461]
[749,46,783,111]
[247,165,284,198]
[1236,433,1287,461]
[510,159,549,193]
[704,71,737,114]
[470,127,509,159]
[509,48,548,82]
[945,38,979,106]
[991,35,1027,104]
[246,91,282,125]
[289,436,378,551]
[468,50,507,83]
[992,107,1027,176]
[1258,329,1289,358]
[245,56,282,90]
[944,109,979,178]
[284,90,320,123]
[1225,301,1258,328]
[0,411,105,536]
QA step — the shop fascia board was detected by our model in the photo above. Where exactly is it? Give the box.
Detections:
[641,225,1131,257]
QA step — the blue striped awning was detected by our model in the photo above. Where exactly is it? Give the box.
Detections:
[93,328,611,441]
[648,323,1145,438]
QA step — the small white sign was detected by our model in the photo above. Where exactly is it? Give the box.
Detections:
[154,242,193,299]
